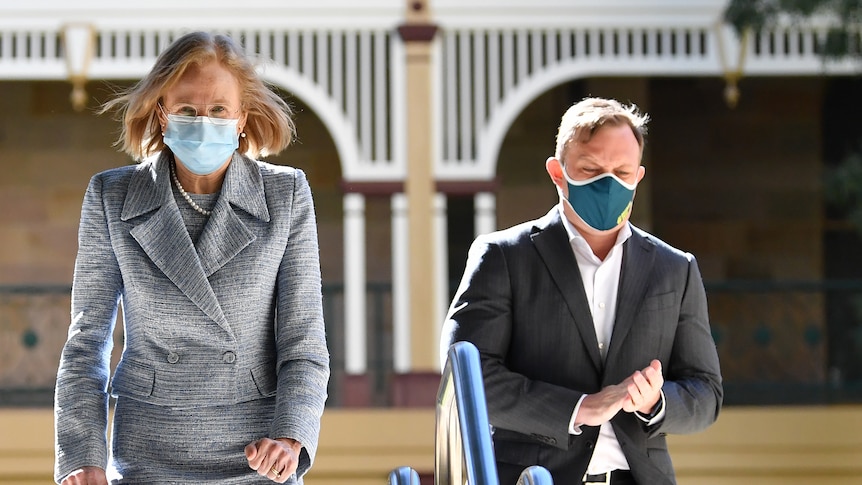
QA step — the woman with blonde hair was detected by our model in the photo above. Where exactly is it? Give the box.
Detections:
[54,31,329,484]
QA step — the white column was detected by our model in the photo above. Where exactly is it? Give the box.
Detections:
[343,193,366,375]
[434,193,448,371]
[391,193,411,373]
[474,192,496,237]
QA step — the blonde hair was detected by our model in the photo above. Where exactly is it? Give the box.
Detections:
[102,31,295,160]
[555,97,649,164]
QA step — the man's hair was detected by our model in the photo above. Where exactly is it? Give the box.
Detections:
[101,31,296,160]
[555,97,649,164]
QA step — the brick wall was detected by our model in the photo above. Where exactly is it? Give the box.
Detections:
[649,76,827,389]
[649,76,823,281]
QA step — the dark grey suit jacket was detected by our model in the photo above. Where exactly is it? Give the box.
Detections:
[441,207,722,485]
[54,153,330,483]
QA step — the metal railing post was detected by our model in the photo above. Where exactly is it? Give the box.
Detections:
[389,466,421,485]
[433,341,553,485]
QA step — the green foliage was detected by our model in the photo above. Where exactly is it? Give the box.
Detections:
[725,0,862,31]
[724,0,862,59]
[825,148,862,229]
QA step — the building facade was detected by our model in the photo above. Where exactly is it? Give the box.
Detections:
[2,0,862,482]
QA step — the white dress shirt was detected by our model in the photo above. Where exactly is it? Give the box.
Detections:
[557,205,665,475]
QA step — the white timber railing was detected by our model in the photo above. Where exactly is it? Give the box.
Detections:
[2,1,859,183]
[432,1,861,181]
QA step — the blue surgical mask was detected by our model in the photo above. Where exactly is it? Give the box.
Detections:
[163,114,239,175]
[562,170,637,231]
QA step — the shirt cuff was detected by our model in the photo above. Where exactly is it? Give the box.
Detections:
[634,389,666,425]
[568,394,589,435]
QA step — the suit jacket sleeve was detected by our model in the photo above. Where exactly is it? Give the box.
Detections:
[441,234,584,449]
[54,174,123,482]
[270,169,330,478]
[648,254,722,437]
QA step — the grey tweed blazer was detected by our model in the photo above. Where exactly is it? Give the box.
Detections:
[54,152,330,482]
[441,207,722,485]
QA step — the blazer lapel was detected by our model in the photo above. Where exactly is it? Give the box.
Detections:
[531,208,604,373]
[122,153,231,334]
[604,228,656,367]
[195,154,269,277]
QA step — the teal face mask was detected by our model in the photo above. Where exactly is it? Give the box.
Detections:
[163,114,239,175]
[562,170,636,231]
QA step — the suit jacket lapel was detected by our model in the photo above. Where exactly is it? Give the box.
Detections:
[605,229,656,368]
[531,208,603,373]
[122,153,231,334]
[195,154,269,277]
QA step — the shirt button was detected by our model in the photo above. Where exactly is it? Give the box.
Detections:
[222,351,237,364]
[598,302,606,309]
[598,343,605,350]
[167,352,179,364]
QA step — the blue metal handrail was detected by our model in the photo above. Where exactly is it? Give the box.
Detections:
[435,341,499,484]
[516,466,554,485]
[434,341,553,485]
[388,466,421,485]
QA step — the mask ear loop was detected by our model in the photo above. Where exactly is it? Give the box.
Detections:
[239,109,247,138]
[157,102,168,136]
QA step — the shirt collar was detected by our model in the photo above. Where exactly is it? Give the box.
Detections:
[557,203,632,260]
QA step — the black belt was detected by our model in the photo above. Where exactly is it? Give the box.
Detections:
[583,469,635,484]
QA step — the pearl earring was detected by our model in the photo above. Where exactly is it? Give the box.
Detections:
[241,132,246,138]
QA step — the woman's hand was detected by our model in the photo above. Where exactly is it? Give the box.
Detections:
[245,437,302,483]
[60,466,108,485]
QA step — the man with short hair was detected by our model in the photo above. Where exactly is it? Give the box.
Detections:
[441,97,722,485]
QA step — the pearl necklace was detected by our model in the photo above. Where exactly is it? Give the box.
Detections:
[170,162,213,216]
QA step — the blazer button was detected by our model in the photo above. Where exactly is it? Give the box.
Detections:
[167,352,179,364]
[222,351,237,364]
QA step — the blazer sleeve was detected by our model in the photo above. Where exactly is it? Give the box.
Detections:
[270,169,330,478]
[651,254,722,437]
[54,174,123,483]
